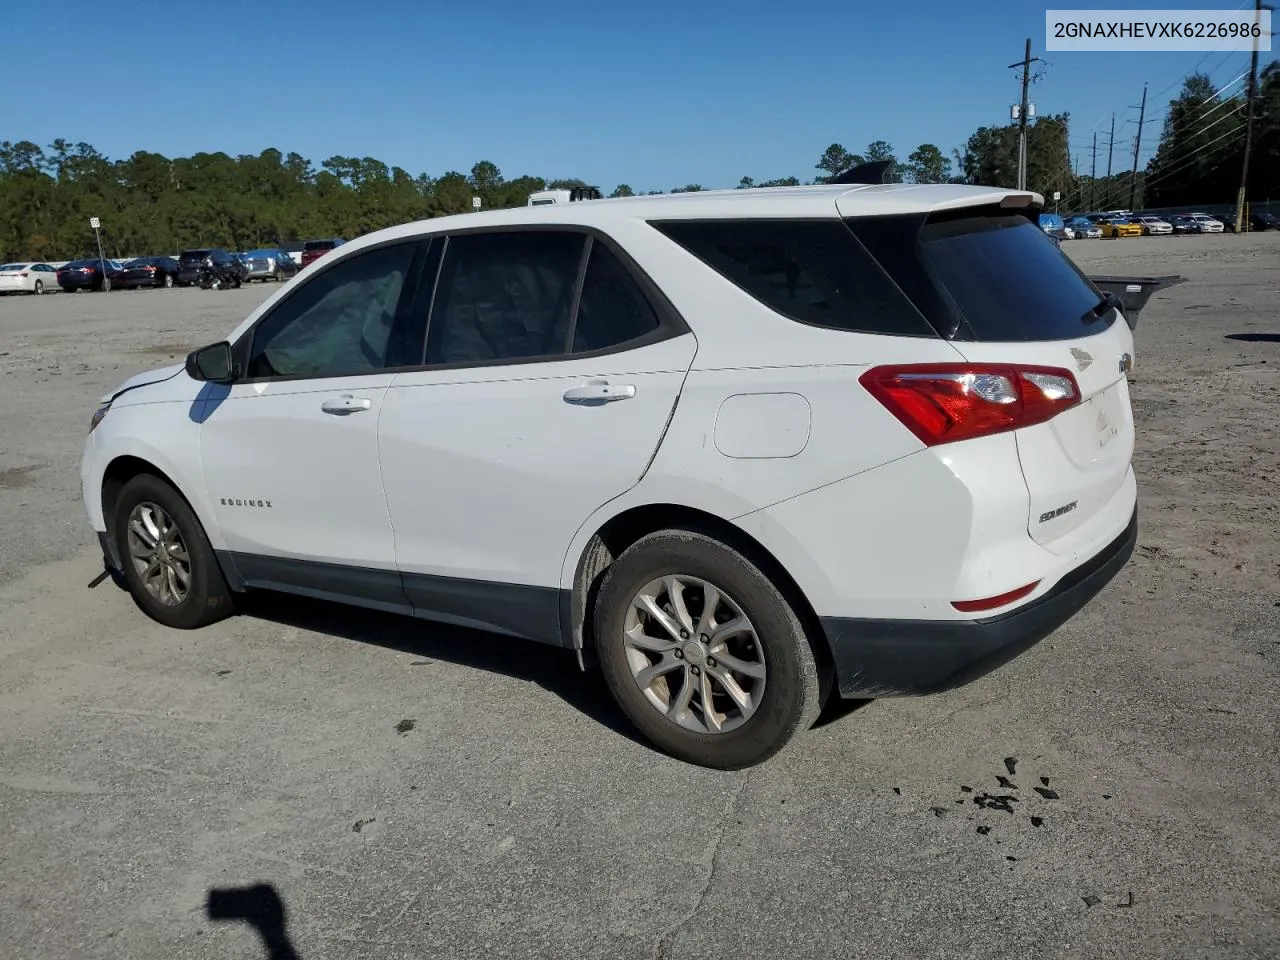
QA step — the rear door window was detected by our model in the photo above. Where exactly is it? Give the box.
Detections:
[424,231,585,365]
[570,240,661,353]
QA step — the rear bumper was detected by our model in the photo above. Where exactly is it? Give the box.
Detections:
[820,506,1137,699]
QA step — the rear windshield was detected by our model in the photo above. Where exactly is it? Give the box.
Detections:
[847,211,1110,342]
[304,240,336,251]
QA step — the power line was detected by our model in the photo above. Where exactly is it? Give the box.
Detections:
[1142,126,1247,194]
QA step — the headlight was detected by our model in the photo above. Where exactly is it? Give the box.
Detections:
[89,401,112,432]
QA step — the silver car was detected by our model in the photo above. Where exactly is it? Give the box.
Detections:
[240,248,301,283]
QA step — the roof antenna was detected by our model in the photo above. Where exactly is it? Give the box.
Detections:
[828,160,895,185]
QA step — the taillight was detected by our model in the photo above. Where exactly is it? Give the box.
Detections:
[859,363,1080,446]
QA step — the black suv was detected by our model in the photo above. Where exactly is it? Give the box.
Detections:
[177,248,247,287]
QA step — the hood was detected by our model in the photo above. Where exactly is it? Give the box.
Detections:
[101,362,185,403]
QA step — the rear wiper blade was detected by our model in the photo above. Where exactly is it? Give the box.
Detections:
[1081,290,1120,323]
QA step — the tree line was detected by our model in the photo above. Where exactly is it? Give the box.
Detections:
[2,63,1277,261]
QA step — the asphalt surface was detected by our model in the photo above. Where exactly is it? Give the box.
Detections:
[1,236,1277,960]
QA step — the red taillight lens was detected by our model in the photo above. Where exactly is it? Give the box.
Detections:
[952,580,1040,612]
[859,364,1080,446]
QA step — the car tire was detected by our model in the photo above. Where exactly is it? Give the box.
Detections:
[102,276,112,291]
[593,529,825,769]
[112,473,235,630]
[163,273,174,288]
[274,268,283,282]
[33,280,43,294]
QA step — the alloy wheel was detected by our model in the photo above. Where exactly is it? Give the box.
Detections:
[621,574,767,734]
[126,502,191,607]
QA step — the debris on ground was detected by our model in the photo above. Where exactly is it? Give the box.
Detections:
[977,825,992,836]
[997,775,1018,790]
[1004,757,1018,775]
[1083,895,1101,908]
[352,818,376,833]
[395,719,416,735]
[973,793,1019,813]
[1034,787,1060,800]
[1030,816,1044,828]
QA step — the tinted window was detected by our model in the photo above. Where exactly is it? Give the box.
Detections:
[305,239,337,252]
[179,250,211,262]
[246,241,419,379]
[916,214,1105,342]
[424,231,585,365]
[651,219,935,337]
[571,241,661,353]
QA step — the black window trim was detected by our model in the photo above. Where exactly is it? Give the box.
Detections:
[404,223,690,375]
[229,235,432,385]
[648,215,942,341]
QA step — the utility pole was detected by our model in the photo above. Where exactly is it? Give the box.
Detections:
[1129,84,1148,211]
[1008,39,1043,190]
[1091,131,1098,209]
[1235,0,1271,233]
[1104,114,1116,207]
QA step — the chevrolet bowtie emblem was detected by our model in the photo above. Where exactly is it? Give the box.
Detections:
[1070,347,1093,371]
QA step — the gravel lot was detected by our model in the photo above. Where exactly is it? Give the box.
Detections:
[1,235,1277,960]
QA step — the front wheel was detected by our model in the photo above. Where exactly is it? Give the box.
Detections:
[33,280,43,294]
[112,474,234,629]
[163,273,174,288]
[593,530,825,769]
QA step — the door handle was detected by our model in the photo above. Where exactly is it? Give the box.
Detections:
[563,380,636,405]
[320,394,373,415]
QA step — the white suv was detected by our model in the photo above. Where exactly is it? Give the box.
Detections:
[81,184,1138,769]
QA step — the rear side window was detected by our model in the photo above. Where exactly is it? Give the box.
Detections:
[571,241,661,353]
[650,219,936,337]
[425,231,585,365]
[305,240,336,252]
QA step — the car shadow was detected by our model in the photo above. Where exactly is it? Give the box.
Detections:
[1225,333,1280,343]
[237,591,649,749]
[207,883,301,960]
[812,693,873,729]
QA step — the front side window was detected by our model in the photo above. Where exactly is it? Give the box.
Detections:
[424,231,585,365]
[246,241,419,379]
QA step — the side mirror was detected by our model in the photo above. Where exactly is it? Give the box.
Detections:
[185,342,238,383]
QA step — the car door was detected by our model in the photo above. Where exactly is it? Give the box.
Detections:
[198,237,430,606]
[378,228,697,644]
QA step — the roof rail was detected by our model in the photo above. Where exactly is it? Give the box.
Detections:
[828,160,896,185]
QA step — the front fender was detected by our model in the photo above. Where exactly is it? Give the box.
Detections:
[85,404,223,552]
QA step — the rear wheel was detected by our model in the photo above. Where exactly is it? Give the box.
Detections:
[593,530,824,769]
[112,474,234,629]
[273,268,283,282]
[163,273,174,288]
[102,276,112,291]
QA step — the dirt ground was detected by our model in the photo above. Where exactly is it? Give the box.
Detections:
[0,234,1277,960]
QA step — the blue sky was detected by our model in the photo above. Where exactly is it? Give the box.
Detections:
[2,0,1273,191]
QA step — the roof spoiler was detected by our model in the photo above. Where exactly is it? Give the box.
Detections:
[828,160,896,185]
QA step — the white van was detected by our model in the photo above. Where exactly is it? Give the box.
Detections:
[527,187,602,206]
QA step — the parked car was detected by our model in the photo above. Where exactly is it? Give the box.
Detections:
[240,248,301,282]
[1185,213,1225,234]
[1168,216,1200,234]
[177,248,244,287]
[300,238,346,268]
[56,258,125,292]
[1249,211,1280,230]
[0,261,59,294]
[117,256,180,289]
[1131,215,1172,236]
[1038,212,1070,240]
[1065,217,1103,239]
[1098,217,1143,239]
[81,184,1138,769]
